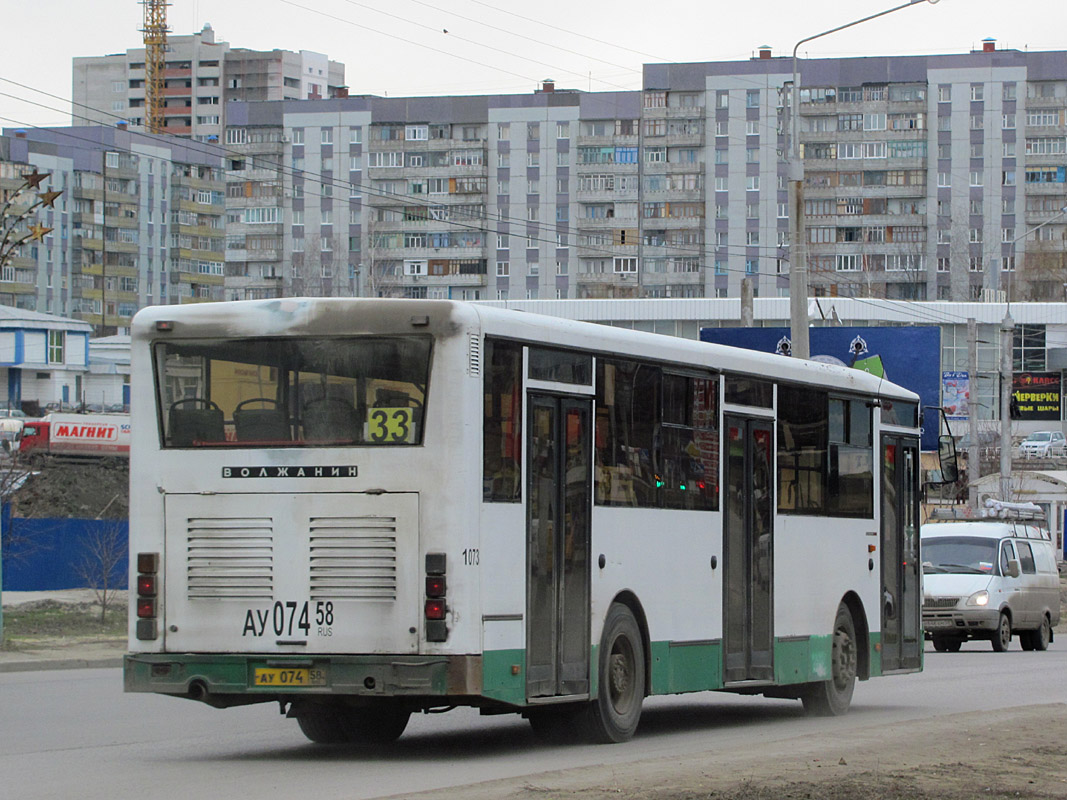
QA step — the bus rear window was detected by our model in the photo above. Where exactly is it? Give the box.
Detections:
[155,336,430,447]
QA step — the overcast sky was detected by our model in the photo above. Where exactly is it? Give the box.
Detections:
[3,0,1065,130]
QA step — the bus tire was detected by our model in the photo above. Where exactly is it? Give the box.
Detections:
[580,602,645,743]
[342,705,411,744]
[802,604,857,717]
[296,713,349,744]
[527,707,583,743]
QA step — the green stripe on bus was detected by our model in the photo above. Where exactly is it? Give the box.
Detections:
[482,648,526,705]
[649,641,722,694]
[773,636,831,685]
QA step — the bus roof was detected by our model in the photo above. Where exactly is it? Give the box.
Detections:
[132,298,919,403]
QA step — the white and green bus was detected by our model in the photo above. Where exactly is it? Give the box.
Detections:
[124,298,932,744]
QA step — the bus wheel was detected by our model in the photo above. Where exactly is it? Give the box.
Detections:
[991,611,1012,652]
[580,603,645,743]
[802,604,857,717]
[296,713,349,744]
[342,705,411,744]
[527,707,582,743]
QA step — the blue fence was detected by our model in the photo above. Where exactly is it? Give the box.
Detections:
[1,505,128,591]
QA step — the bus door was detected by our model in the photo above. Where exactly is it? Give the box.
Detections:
[526,393,592,699]
[723,416,774,683]
[880,435,922,671]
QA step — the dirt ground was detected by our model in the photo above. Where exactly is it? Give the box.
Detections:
[7,459,129,519]
[417,705,1067,800]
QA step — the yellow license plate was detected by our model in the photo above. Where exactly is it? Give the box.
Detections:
[253,667,326,687]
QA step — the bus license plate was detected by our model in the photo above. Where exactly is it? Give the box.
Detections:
[253,667,326,687]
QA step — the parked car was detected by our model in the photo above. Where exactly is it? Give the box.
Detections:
[1017,430,1066,458]
[0,407,27,451]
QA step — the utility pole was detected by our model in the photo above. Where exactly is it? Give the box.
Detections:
[967,317,979,509]
[998,204,1067,500]
[999,312,1013,501]
[787,0,939,360]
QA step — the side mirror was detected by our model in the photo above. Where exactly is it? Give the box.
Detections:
[937,434,959,484]
[1007,559,1021,579]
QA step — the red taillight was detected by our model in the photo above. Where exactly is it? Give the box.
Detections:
[424,598,446,620]
[135,552,160,640]
[425,575,446,598]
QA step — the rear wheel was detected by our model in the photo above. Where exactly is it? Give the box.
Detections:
[296,713,349,744]
[802,604,857,717]
[342,705,411,744]
[932,636,961,653]
[991,611,1012,652]
[1021,617,1051,652]
[578,602,645,743]
[527,707,583,743]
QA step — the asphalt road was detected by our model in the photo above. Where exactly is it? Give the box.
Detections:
[2,644,1065,800]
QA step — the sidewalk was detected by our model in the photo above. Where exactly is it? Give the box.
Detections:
[0,590,127,673]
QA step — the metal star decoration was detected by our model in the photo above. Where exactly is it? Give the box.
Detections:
[21,170,50,190]
[26,223,52,242]
[37,190,63,208]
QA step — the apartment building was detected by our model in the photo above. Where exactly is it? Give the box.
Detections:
[1,126,225,331]
[642,41,1067,302]
[72,24,345,142]
[223,86,648,302]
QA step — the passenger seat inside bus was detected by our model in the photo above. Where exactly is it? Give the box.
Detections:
[168,398,225,447]
[233,398,290,442]
[302,397,360,443]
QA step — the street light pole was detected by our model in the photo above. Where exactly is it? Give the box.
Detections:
[998,204,1067,500]
[788,0,940,359]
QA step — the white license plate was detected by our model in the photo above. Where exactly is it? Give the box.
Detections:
[924,619,954,628]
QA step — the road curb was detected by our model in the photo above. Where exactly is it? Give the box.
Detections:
[0,656,123,673]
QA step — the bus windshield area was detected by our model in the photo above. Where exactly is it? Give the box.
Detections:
[155,336,431,447]
[921,536,997,575]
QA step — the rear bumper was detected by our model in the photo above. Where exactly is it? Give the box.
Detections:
[124,652,483,705]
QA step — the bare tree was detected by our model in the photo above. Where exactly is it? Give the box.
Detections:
[73,516,127,623]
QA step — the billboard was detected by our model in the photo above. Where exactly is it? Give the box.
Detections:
[1012,372,1061,421]
[699,326,941,451]
[942,371,970,421]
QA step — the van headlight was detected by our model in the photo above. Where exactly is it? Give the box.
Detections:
[966,590,989,607]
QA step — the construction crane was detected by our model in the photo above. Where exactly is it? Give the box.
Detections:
[140,0,170,134]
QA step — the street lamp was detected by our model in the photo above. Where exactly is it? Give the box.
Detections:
[997,204,1067,500]
[788,0,940,359]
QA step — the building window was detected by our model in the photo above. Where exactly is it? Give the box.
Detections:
[47,331,65,364]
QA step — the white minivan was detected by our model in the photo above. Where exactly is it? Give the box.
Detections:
[921,516,1060,652]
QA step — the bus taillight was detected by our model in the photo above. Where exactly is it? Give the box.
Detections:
[135,552,159,641]
[425,552,448,642]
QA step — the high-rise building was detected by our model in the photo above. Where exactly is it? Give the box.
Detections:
[72,24,345,142]
[35,41,1067,309]
[1,125,225,331]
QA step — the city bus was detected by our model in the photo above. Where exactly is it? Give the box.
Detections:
[124,298,932,745]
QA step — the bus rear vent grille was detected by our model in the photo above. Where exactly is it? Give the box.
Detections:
[468,333,481,377]
[309,516,398,600]
[185,517,274,600]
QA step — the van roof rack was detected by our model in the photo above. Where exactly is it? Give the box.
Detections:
[981,499,1047,521]
[928,500,1047,522]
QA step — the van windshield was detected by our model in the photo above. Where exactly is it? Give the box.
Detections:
[922,536,997,575]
